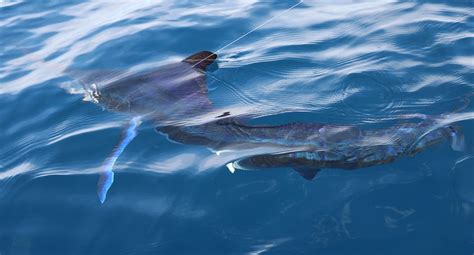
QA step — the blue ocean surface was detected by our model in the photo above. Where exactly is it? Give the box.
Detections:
[1,0,473,254]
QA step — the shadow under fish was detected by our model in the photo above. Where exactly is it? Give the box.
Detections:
[73,51,465,203]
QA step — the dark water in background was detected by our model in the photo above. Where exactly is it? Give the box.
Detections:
[1,0,474,254]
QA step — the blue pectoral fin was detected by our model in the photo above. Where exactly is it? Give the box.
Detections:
[97,117,140,203]
[97,171,114,204]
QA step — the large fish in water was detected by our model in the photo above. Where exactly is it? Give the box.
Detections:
[77,51,465,202]
[78,51,217,203]
[159,117,465,180]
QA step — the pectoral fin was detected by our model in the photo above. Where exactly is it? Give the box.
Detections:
[226,162,236,173]
[97,117,140,203]
[97,171,114,203]
[293,167,321,181]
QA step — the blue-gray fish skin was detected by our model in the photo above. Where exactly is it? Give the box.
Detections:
[79,50,464,181]
[159,118,464,176]
[80,51,217,203]
[89,51,216,121]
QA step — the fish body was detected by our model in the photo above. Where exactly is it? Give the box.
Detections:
[159,118,464,178]
[83,51,216,122]
[79,50,465,201]
[79,51,217,202]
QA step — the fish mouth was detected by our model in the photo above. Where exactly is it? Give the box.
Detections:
[82,83,101,103]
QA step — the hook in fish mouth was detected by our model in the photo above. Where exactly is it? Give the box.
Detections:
[83,83,101,103]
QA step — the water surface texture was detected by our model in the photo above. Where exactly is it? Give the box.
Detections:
[1,0,474,254]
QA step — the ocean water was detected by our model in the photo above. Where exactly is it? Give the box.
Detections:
[1,0,474,254]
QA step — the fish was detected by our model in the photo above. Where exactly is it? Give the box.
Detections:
[82,51,216,121]
[158,117,465,180]
[78,50,465,202]
[77,51,218,203]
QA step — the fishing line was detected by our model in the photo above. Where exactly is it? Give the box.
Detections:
[196,0,305,117]
[192,0,304,69]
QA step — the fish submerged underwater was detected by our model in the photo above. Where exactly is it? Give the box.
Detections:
[75,51,466,203]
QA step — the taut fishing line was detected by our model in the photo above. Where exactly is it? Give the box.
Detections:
[192,0,304,69]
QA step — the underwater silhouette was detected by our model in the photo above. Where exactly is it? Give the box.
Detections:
[77,51,465,203]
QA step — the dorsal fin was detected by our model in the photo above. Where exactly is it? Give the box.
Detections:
[183,51,217,71]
